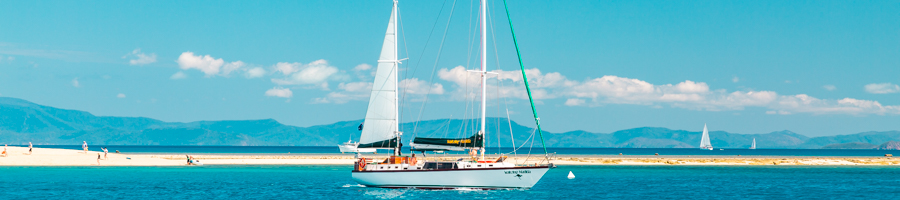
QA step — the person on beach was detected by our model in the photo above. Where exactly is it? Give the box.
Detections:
[186,155,193,165]
[1,145,7,157]
[102,147,108,160]
[82,141,88,153]
[97,153,101,165]
[28,142,33,155]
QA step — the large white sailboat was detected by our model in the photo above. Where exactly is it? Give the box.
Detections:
[750,138,756,149]
[700,124,713,150]
[350,0,552,189]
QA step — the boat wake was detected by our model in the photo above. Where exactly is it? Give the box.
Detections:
[342,184,366,188]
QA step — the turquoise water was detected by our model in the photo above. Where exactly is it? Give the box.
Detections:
[1,165,898,199]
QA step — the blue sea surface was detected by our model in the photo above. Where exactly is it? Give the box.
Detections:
[0,165,897,199]
[22,145,900,157]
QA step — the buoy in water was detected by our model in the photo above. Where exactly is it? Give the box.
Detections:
[567,171,575,179]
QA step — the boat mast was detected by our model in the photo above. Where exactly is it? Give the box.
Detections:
[479,0,487,161]
[393,0,400,157]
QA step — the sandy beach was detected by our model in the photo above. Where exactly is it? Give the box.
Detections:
[0,146,898,166]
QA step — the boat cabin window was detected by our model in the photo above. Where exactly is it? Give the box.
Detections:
[423,162,457,170]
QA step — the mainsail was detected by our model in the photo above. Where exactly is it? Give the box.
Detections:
[359,2,399,149]
[699,124,712,149]
[750,138,756,149]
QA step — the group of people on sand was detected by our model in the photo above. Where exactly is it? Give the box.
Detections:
[1,142,34,157]
[186,155,201,165]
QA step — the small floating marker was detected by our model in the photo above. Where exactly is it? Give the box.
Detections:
[567,171,575,179]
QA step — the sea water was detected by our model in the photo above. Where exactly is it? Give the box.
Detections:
[24,145,900,157]
[0,165,897,199]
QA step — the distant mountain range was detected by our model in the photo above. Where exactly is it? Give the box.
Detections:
[1,97,899,149]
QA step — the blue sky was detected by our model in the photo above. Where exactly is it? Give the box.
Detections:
[0,0,898,137]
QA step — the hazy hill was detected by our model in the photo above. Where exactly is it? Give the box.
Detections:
[1,97,899,148]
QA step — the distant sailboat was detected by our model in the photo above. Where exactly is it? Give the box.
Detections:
[750,138,756,149]
[700,124,713,150]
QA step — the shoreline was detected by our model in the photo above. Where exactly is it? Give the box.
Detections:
[0,147,897,166]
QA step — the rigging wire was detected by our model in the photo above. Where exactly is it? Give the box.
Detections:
[412,0,459,137]
[400,0,448,122]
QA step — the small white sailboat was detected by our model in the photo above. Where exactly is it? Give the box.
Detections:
[750,138,756,149]
[699,124,713,150]
[339,140,377,154]
[351,0,552,189]
[567,171,575,179]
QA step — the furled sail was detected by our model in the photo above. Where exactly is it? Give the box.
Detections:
[699,124,712,149]
[359,2,399,149]
[411,134,484,151]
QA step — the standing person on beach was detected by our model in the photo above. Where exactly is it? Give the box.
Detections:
[102,147,108,160]
[2,145,7,157]
[28,142,33,155]
[97,153,101,165]
[82,141,88,153]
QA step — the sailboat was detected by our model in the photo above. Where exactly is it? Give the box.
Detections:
[699,124,713,150]
[350,0,552,189]
[750,138,756,149]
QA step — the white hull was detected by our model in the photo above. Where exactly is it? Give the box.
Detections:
[339,143,376,153]
[352,166,550,189]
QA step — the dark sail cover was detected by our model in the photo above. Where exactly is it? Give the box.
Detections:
[412,134,483,150]
[358,137,398,148]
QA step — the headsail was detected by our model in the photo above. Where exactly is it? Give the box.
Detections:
[359,1,399,149]
[699,124,712,149]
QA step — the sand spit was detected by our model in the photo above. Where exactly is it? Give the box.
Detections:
[1,147,898,166]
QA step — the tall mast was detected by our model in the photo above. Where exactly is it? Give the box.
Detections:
[479,0,487,161]
[392,0,400,156]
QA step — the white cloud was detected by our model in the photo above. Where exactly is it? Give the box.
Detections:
[117,93,126,98]
[823,85,837,91]
[732,76,739,83]
[176,52,225,76]
[864,83,899,94]
[400,78,444,95]
[170,71,187,80]
[265,87,293,98]
[353,64,372,71]
[220,61,245,76]
[565,98,585,106]
[7,56,13,61]
[72,78,80,87]
[271,60,339,87]
[432,66,900,115]
[127,49,157,65]
[245,67,266,78]
[274,62,301,75]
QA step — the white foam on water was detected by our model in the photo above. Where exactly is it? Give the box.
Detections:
[342,184,366,188]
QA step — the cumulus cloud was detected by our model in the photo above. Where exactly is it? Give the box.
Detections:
[565,98,585,106]
[72,78,80,87]
[177,52,224,76]
[432,66,900,115]
[245,67,266,78]
[823,85,837,91]
[353,64,372,71]
[127,49,157,65]
[400,78,444,95]
[265,87,293,98]
[220,61,245,76]
[864,83,899,94]
[117,93,126,98]
[271,60,340,88]
[170,71,187,80]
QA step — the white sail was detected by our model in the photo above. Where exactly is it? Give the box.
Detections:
[359,1,399,149]
[750,138,756,149]
[699,124,712,149]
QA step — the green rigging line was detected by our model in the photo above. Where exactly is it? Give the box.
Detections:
[502,0,547,155]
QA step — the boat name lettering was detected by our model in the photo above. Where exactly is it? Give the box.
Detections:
[446,139,471,144]
[504,170,531,174]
